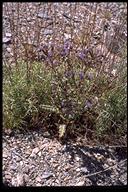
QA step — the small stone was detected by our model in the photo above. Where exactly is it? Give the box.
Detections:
[4,15,9,19]
[42,172,53,179]
[5,174,11,180]
[10,164,17,171]
[36,183,42,186]
[11,177,17,186]
[6,47,12,53]
[30,147,40,157]
[36,176,42,182]
[43,29,53,35]
[24,174,29,183]
[32,147,40,154]
[16,173,25,186]
[19,161,24,166]
[3,37,11,45]
[23,166,29,174]
[3,151,8,158]
[68,155,72,159]
[38,151,42,157]
[37,13,52,20]
[81,167,89,174]
[75,156,80,161]
[15,156,21,162]
[76,168,81,172]
[43,131,51,137]
[5,33,12,37]
[27,17,32,22]
[107,158,115,165]
[75,181,85,186]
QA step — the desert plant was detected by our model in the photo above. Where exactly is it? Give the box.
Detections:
[3,3,127,144]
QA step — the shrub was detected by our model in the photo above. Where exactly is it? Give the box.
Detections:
[3,3,127,144]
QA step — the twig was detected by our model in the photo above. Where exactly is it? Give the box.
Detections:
[75,144,127,149]
[84,159,127,178]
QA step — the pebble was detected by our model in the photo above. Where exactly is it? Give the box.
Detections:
[36,183,42,186]
[11,177,17,186]
[15,156,21,162]
[5,32,12,37]
[38,151,42,157]
[3,37,11,45]
[75,181,85,186]
[80,167,89,174]
[23,166,30,174]
[42,172,53,179]
[10,164,17,171]
[76,168,81,172]
[37,13,52,20]
[43,29,53,35]
[36,176,42,182]
[16,173,25,186]
[5,174,12,180]
[3,151,8,158]
[75,156,80,161]
[30,147,40,157]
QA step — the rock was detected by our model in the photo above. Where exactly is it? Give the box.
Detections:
[5,174,11,180]
[16,173,25,186]
[3,15,9,20]
[15,156,21,162]
[37,13,52,20]
[24,174,29,183]
[3,151,8,158]
[5,33,12,37]
[76,168,81,172]
[36,183,42,186]
[11,177,17,186]
[19,161,24,167]
[43,29,53,35]
[64,33,71,40]
[6,47,12,53]
[75,156,80,161]
[38,151,42,157]
[10,164,17,171]
[43,131,51,137]
[30,147,40,157]
[23,166,29,174]
[3,37,11,45]
[36,176,42,182]
[75,181,85,186]
[81,167,89,174]
[42,172,53,179]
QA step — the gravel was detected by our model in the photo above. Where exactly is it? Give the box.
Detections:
[2,129,127,186]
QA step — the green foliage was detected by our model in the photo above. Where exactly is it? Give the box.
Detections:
[3,62,52,129]
[96,60,127,138]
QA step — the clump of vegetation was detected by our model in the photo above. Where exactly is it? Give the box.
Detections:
[3,3,127,145]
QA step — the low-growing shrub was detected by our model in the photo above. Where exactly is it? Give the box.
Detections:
[3,3,127,145]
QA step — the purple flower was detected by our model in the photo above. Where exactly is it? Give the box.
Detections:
[48,50,53,58]
[77,51,85,60]
[84,100,92,109]
[64,40,72,50]
[79,71,84,80]
[65,70,75,78]
[60,40,72,57]
[60,48,69,57]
